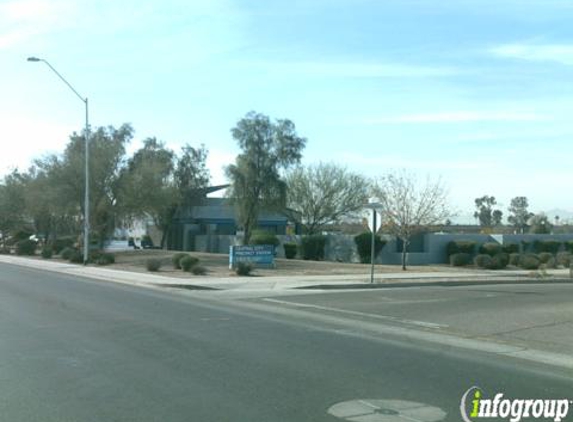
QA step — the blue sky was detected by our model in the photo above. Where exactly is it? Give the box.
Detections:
[1,0,572,221]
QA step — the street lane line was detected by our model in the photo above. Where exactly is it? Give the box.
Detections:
[262,298,448,329]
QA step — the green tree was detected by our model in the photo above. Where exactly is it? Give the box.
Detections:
[119,140,210,248]
[22,164,59,242]
[285,163,369,234]
[167,144,211,246]
[474,195,502,227]
[174,144,210,207]
[372,171,452,270]
[58,124,134,248]
[492,209,503,226]
[226,111,306,244]
[528,213,552,234]
[118,138,175,247]
[0,170,29,244]
[507,196,533,234]
[23,155,81,243]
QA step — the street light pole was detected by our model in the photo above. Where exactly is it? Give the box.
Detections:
[27,57,90,265]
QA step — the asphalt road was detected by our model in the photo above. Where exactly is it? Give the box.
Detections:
[247,283,573,357]
[1,262,572,422]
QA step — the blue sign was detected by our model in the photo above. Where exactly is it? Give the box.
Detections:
[229,245,275,269]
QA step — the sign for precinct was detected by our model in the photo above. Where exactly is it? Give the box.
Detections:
[229,245,275,269]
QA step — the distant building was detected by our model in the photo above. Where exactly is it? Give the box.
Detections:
[167,185,294,252]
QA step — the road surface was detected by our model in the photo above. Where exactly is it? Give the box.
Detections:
[1,262,571,421]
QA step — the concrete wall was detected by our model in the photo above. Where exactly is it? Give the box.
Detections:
[174,232,573,265]
[379,233,493,265]
[501,234,573,252]
[193,235,234,254]
[368,233,573,266]
[324,235,361,263]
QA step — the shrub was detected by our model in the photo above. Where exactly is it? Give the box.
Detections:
[60,247,76,260]
[15,239,37,256]
[0,246,10,255]
[474,254,493,269]
[283,243,297,259]
[89,235,101,249]
[533,240,562,254]
[557,252,572,268]
[502,243,519,254]
[520,254,540,270]
[521,241,531,253]
[509,253,521,266]
[249,230,280,247]
[89,250,102,262]
[95,252,115,266]
[565,241,573,254]
[538,252,554,264]
[301,235,327,261]
[141,234,154,249]
[146,258,162,272]
[450,253,471,267]
[478,242,502,256]
[492,253,509,269]
[50,237,75,254]
[8,230,33,245]
[354,232,387,264]
[41,247,53,259]
[69,249,84,263]
[544,257,556,269]
[235,262,253,276]
[474,253,508,270]
[446,241,476,257]
[191,265,207,275]
[180,255,199,272]
[172,253,189,269]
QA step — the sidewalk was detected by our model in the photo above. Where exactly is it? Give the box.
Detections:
[1,254,571,292]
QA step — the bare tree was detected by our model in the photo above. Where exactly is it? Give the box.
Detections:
[285,163,370,234]
[372,171,452,270]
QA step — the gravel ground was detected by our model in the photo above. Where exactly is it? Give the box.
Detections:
[100,249,469,278]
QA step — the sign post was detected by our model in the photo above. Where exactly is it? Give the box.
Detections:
[370,210,377,284]
[365,203,382,284]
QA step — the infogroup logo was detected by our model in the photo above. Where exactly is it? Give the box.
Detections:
[460,386,571,422]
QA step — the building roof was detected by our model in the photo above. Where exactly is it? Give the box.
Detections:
[176,197,288,223]
[189,184,230,198]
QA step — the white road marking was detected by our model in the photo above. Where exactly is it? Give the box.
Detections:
[262,298,448,329]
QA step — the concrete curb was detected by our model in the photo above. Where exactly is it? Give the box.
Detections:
[1,254,571,292]
[296,277,573,290]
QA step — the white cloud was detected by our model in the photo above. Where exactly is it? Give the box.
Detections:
[0,28,37,49]
[206,148,236,186]
[2,0,55,20]
[241,60,458,79]
[490,43,573,65]
[0,0,77,49]
[0,114,74,175]
[360,110,547,125]
[330,152,484,172]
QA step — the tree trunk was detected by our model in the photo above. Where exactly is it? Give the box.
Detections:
[160,222,172,250]
[243,224,252,246]
[401,239,409,271]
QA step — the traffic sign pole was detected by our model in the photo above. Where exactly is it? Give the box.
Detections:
[370,211,376,284]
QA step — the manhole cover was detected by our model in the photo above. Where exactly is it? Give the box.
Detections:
[328,399,447,422]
